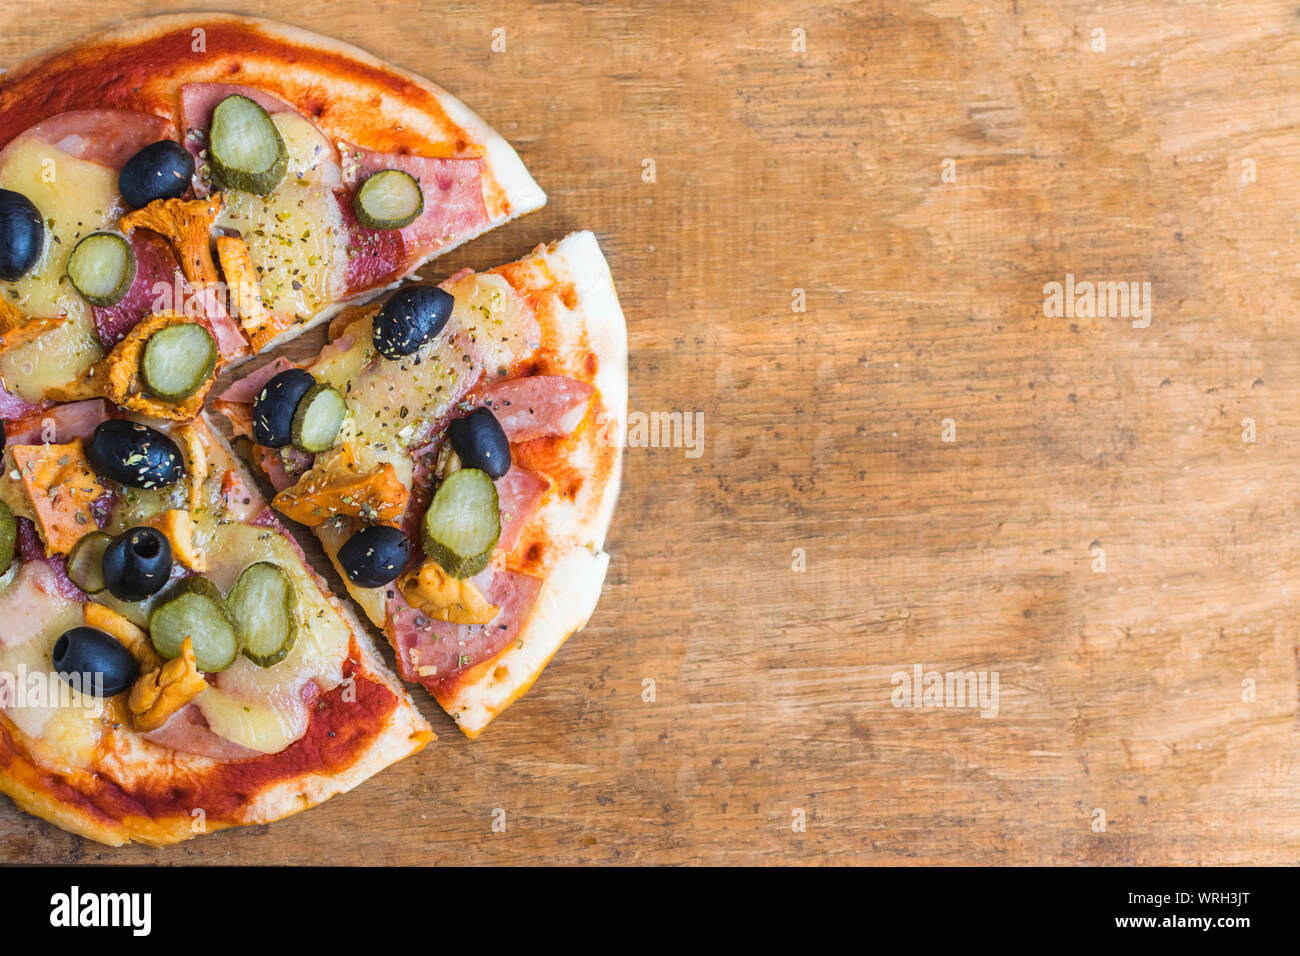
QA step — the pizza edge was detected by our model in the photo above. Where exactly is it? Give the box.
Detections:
[439,230,628,736]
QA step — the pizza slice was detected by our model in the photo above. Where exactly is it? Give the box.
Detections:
[0,13,544,409]
[216,231,627,736]
[0,403,433,846]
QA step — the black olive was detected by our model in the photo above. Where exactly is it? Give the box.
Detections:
[117,141,195,209]
[0,420,5,455]
[253,367,317,448]
[372,286,454,360]
[86,419,185,489]
[51,626,139,697]
[102,526,173,602]
[448,407,511,479]
[337,525,410,588]
[0,189,43,281]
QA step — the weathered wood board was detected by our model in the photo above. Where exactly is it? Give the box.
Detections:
[1,0,1297,864]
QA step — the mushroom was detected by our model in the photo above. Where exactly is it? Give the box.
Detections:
[120,195,223,286]
[128,637,209,733]
[216,234,293,351]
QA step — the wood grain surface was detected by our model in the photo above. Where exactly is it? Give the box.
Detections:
[2,0,1297,865]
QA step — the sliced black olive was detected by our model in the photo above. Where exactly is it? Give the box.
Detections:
[448,407,511,479]
[51,626,139,697]
[0,189,43,281]
[102,526,173,602]
[86,419,186,489]
[372,286,454,360]
[252,367,316,448]
[118,140,195,209]
[337,524,410,588]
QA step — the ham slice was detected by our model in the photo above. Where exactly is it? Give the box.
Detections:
[386,566,542,691]
[258,445,314,493]
[1,398,109,445]
[4,109,171,168]
[0,385,44,421]
[91,232,181,347]
[339,141,489,294]
[139,703,262,762]
[14,518,85,603]
[476,375,595,442]
[495,466,548,553]
[214,356,299,439]
[218,356,297,405]
[337,192,406,293]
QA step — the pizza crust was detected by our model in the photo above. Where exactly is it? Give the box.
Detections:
[438,231,628,736]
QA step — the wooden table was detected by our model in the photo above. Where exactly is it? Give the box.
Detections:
[2,0,1297,865]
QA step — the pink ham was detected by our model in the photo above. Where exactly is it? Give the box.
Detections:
[336,192,406,293]
[476,375,595,442]
[340,141,489,294]
[2,109,171,168]
[14,518,85,602]
[91,232,247,356]
[387,566,542,690]
[0,385,44,421]
[186,285,249,360]
[258,445,313,493]
[91,232,182,347]
[139,703,262,762]
[495,466,548,553]
[1,398,109,445]
[218,356,297,406]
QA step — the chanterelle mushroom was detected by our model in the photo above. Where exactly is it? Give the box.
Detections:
[0,297,67,355]
[216,234,293,351]
[46,312,217,420]
[128,636,209,733]
[120,195,223,286]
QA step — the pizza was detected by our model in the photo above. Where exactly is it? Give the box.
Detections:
[0,14,624,847]
[216,231,626,736]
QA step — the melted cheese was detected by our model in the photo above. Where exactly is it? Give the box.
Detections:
[312,273,535,449]
[0,137,112,401]
[0,563,100,769]
[194,521,351,754]
[216,112,347,320]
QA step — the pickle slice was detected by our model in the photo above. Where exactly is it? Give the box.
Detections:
[66,232,136,307]
[66,531,112,595]
[227,562,298,668]
[353,169,423,230]
[0,500,15,573]
[421,467,500,579]
[149,577,240,672]
[209,95,288,196]
[290,383,347,454]
[140,323,217,402]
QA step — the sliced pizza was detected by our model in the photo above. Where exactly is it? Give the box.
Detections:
[216,231,627,736]
[0,13,545,409]
[0,404,433,845]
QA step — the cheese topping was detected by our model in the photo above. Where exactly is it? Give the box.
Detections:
[0,137,112,401]
[216,112,347,320]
